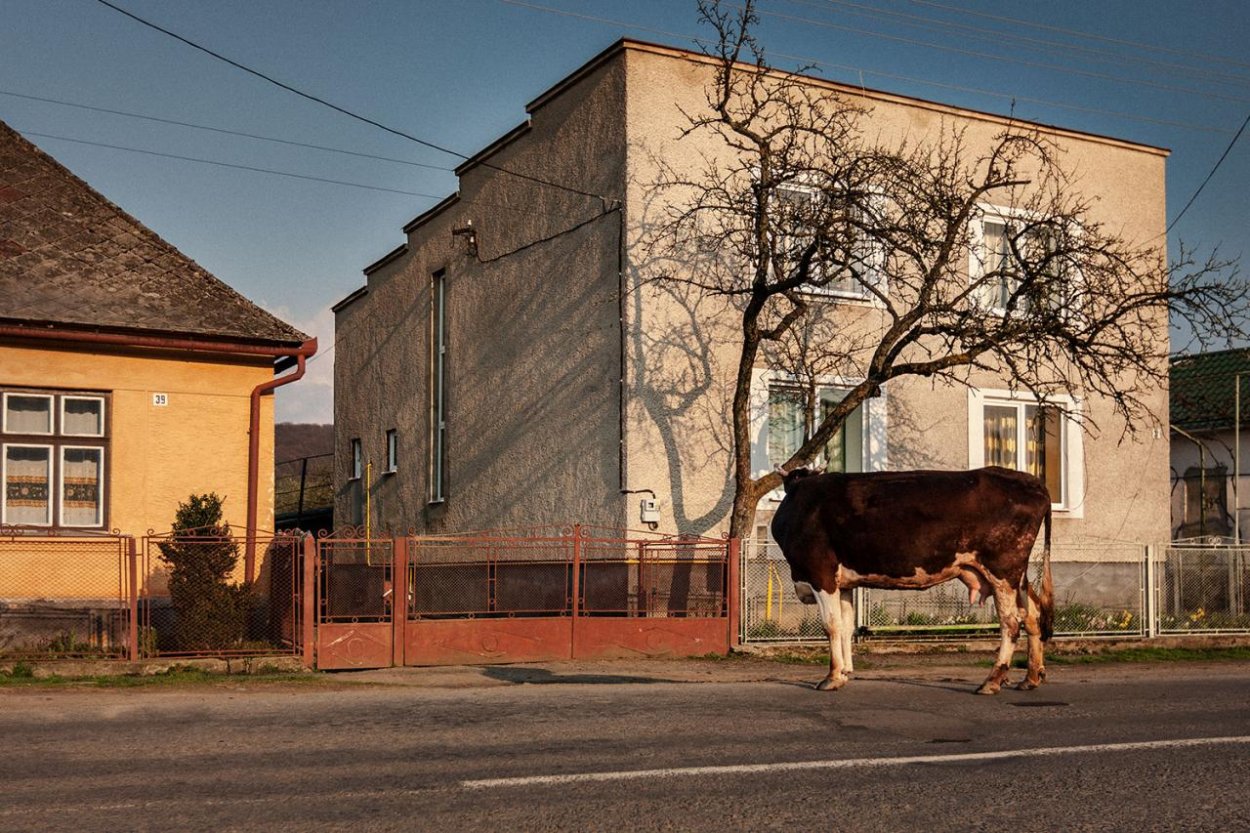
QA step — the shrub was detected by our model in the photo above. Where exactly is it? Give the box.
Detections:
[157,494,250,651]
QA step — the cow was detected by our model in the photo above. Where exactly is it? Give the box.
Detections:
[769,466,1054,694]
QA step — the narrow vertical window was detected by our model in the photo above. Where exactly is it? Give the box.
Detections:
[3,444,52,525]
[385,429,398,474]
[430,270,447,502]
[350,438,362,481]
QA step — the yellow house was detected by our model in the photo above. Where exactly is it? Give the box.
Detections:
[0,120,314,591]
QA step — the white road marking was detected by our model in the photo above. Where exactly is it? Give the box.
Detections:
[461,735,1250,789]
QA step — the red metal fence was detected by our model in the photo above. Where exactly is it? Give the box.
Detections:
[2,525,738,670]
[0,527,136,660]
[312,527,739,670]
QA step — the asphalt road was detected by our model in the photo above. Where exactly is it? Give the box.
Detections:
[2,658,1249,832]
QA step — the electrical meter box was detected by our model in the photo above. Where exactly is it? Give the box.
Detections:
[640,498,661,525]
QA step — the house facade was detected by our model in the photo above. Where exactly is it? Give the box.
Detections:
[334,39,1171,547]
[1170,348,1250,541]
[0,120,313,591]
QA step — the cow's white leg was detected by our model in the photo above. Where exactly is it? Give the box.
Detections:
[1017,585,1047,690]
[814,588,849,691]
[839,589,855,677]
[977,583,1021,695]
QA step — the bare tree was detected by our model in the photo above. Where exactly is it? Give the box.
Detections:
[644,0,1247,538]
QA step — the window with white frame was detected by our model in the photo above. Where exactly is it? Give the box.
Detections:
[2,389,107,528]
[971,208,1070,316]
[773,181,884,301]
[385,429,398,474]
[968,389,1083,512]
[767,385,865,474]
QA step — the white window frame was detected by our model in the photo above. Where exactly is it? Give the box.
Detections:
[750,368,888,503]
[58,445,105,528]
[385,429,398,475]
[2,392,54,436]
[967,388,1084,516]
[60,395,106,438]
[970,204,1078,318]
[349,438,362,481]
[430,270,448,504]
[772,179,887,305]
[2,442,54,526]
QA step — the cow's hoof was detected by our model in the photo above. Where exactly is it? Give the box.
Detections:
[815,675,848,691]
[1015,679,1041,691]
[974,682,1001,695]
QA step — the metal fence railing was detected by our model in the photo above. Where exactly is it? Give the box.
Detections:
[1157,544,1250,633]
[140,531,305,658]
[0,527,135,660]
[740,540,1250,644]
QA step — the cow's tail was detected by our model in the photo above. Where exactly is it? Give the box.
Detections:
[1038,504,1054,641]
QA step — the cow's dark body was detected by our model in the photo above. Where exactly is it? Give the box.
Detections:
[770,466,1053,693]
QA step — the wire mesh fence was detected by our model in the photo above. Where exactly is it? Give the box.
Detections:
[0,528,133,659]
[740,540,1158,644]
[140,532,304,657]
[1157,544,1250,633]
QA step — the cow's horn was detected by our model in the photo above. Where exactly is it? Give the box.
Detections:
[774,463,790,477]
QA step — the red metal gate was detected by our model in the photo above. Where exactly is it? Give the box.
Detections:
[307,527,739,670]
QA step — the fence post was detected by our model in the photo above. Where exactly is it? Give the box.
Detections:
[1145,543,1158,639]
[302,533,316,669]
[127,536,139,662]
[727,537,741,648]
[569,525,580,659]
[392,535,408,668]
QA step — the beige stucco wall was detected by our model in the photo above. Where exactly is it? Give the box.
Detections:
[621,45,1172,545]
[335,55,629,534]
[1,341,276,597]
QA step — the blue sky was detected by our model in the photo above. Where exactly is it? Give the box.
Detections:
[3,0,1247,423]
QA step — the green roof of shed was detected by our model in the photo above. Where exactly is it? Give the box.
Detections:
[1170,348,1250,432]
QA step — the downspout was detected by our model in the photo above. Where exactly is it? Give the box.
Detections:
[246,337,318,583]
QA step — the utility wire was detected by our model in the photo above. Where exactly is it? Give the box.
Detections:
[802,0,1250,89]
[1166,112,1250,234]
[907,0,1250,72]
[0,89,453,172]
[22,130,445,199]
[93,0,610,204]
[499,0,1231,135]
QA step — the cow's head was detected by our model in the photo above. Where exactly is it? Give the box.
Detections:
[781,467,818,492]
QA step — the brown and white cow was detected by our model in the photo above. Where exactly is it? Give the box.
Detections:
[770,466,1054,694]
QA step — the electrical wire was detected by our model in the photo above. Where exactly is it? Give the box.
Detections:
[1167,111,1250,233]
[495,0,1233,135]
[21,130,446,199]
[93,0,611,204]
[0,89,454,172]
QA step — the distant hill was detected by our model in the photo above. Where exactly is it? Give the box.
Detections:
[275,422,333,464]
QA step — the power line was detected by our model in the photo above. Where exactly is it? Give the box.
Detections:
[22,130,446,198]
[499,0,1232,135]
[906,0,1250,72]
[1167,112,1250,233]
[801,0,1250,90]
[93,0,611,204]
[0,89,454,172]
[750,3,1250,108]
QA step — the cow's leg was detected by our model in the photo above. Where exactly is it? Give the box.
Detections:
[839,589,855,677]
[1016,586,1047,690]
[977,583,1021,695]
[814,588,849,691]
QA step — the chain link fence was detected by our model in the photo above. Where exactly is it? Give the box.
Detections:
[1157,543,1250,633]
[739,539,1243,644]
[140,532,304,657]
[0,528,134,659]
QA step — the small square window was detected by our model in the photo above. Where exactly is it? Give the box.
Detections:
[62,397,105,437]
[3,394,53,435]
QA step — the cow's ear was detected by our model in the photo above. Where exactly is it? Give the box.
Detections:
[782,467,816,492]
